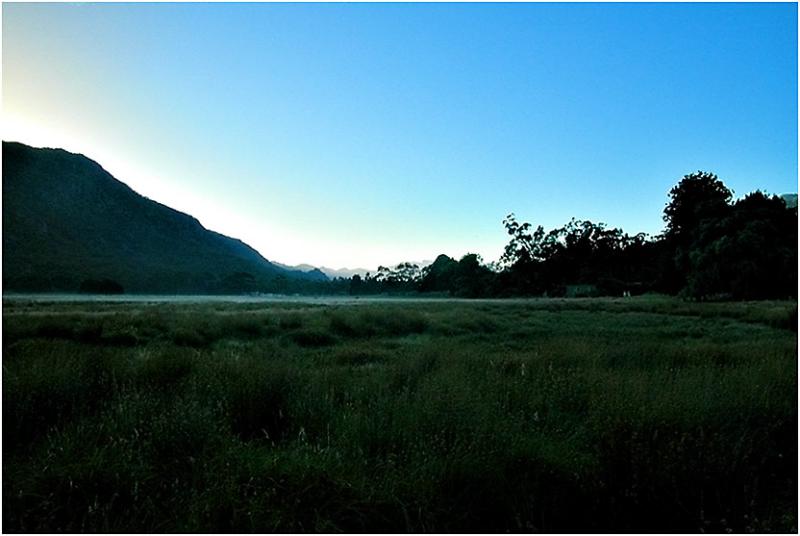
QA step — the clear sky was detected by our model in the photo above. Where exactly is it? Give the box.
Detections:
[3,2,797,270]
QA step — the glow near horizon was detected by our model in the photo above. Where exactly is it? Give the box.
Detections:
[3,3,797,270]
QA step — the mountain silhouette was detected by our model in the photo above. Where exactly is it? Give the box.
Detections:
[3,141,326,293]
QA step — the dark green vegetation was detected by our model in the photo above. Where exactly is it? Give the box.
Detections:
[4,298,796,532]
[2,142,327,294]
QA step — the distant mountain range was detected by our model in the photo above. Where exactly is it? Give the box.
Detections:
[2,142,328,293]
[277,261,439,279]
[274,263,370,280]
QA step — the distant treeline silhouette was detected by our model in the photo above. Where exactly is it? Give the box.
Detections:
[340,172,797,300]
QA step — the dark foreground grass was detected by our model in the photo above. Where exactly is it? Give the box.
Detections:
[3,297,797,532]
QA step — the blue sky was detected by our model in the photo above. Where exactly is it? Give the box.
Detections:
[3,2,797,269]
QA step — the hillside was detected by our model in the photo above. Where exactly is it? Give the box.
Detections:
[2,142,326,293]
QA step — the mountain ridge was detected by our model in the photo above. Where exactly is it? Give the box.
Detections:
[274,262,370,279]
[2,141,325,293]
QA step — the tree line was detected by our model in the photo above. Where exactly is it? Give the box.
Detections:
[341,171,797,300]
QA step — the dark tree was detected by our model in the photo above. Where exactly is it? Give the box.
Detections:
[663,171,732,241]
[349,274,363,295]
[419,255,459,293]
[683,191,797,299]
[501,213,546,266]
[661,171,734,293]
[496,213,661,297]
[453,253,493,298]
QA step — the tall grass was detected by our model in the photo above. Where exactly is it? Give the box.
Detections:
[3,297,796,532]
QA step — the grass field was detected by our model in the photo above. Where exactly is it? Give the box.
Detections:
[3,296,797,532]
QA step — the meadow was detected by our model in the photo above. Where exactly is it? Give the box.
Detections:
[3,296,797,532]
